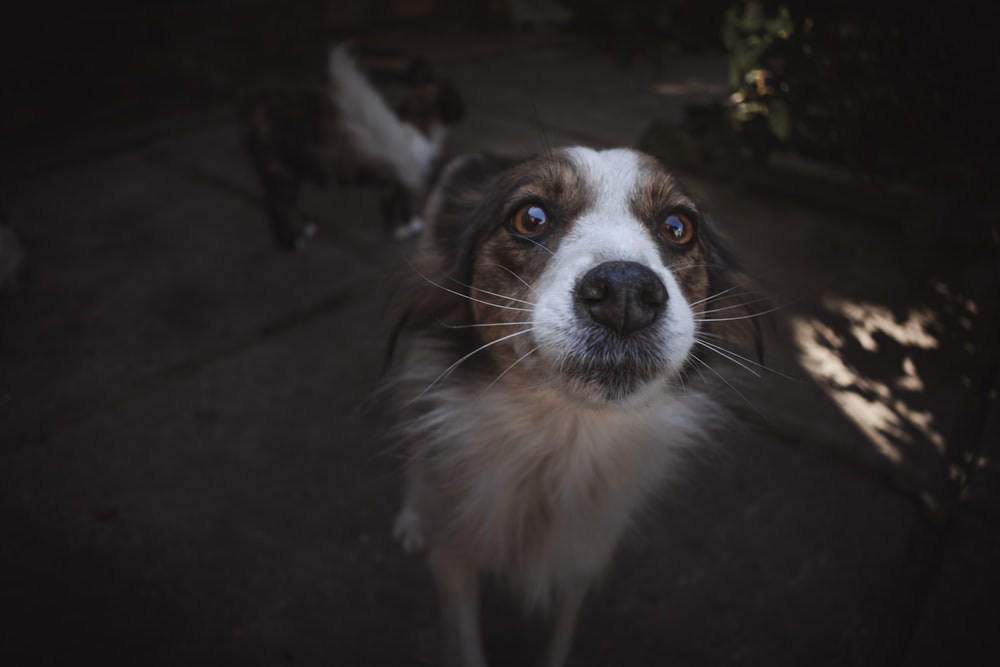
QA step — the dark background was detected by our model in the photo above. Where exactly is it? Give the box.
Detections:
[1,1,998,666]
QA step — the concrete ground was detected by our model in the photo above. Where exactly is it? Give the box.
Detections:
[1,31,998,666]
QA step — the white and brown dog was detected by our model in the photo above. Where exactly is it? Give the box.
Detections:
[333,47,761,667]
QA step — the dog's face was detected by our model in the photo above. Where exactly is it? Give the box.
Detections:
[420,147,753,405]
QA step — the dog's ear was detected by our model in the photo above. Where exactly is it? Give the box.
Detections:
[426,153,520,280]
[401,153,521,330]
[701,223,767,363]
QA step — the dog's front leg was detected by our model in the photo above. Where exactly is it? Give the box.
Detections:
[428,548,487,667]
[539,581,587,667]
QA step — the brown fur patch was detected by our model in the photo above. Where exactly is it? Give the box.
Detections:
[462,152,593,373]
[627,156,712,315]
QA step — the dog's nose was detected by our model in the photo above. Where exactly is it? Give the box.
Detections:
[576,261,668,335]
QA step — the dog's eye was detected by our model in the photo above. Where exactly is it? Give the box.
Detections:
[658,213,695,246]
[509,204,551,237]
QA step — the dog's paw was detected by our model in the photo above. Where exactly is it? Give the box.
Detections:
[392,507,425,553]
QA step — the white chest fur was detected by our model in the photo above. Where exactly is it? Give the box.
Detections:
[403,380,716,609]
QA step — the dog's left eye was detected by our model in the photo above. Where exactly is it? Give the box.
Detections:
[658,213,695,246]
[509,204,551,237]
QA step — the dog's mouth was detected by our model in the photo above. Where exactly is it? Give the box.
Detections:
[562,360,662,402]
[542,328,672,402]
[525,260,694,403]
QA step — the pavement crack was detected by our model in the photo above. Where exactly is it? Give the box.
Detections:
[6,288,353,451]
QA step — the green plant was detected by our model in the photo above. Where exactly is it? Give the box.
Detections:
[720,0,999,197]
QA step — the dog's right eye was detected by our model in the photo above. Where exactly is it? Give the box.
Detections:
[658,212,695,247]
[509,204,551,238]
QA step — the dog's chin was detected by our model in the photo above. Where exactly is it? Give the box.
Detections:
[569,375,658,405]
[538,348,676,406]
[533,321,689,405]
[569,361,657,402]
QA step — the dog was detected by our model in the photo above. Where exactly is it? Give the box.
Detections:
[241,47,464,249]
[333,47,762,667]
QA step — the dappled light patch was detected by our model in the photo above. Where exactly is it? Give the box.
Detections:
[791,311,941,465]
[822,295,939,353]
[787,284,984,515]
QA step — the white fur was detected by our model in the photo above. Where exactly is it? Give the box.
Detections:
[402,367,717,610]
[532,148,696,400]
[327,45,441,191]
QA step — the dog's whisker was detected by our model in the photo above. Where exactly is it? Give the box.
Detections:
[688,282,758,307]
[688,353,764,419]
[521,235,554,256]
[696,295,774,316]
[671,365,690,396]
[447,276,536,306]
[469,287,535,307]
[694,340,761,378]
[436,320,535,330]
[411,328,535,402]
[695,302,787,322]
[446,288,533,313]
[688,358,710,387]
[695,331,753,347]
[406,261,534,313]
[694,330,733,340]
[489,263,536,293]
[696,338,802,382]
[481,346,539,396]
[671,262,727,273]
[698,286,811,315]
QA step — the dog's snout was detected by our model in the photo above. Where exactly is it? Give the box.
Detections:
[576,261,667,335]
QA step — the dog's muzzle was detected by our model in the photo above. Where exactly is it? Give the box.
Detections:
[575,261,667,336]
